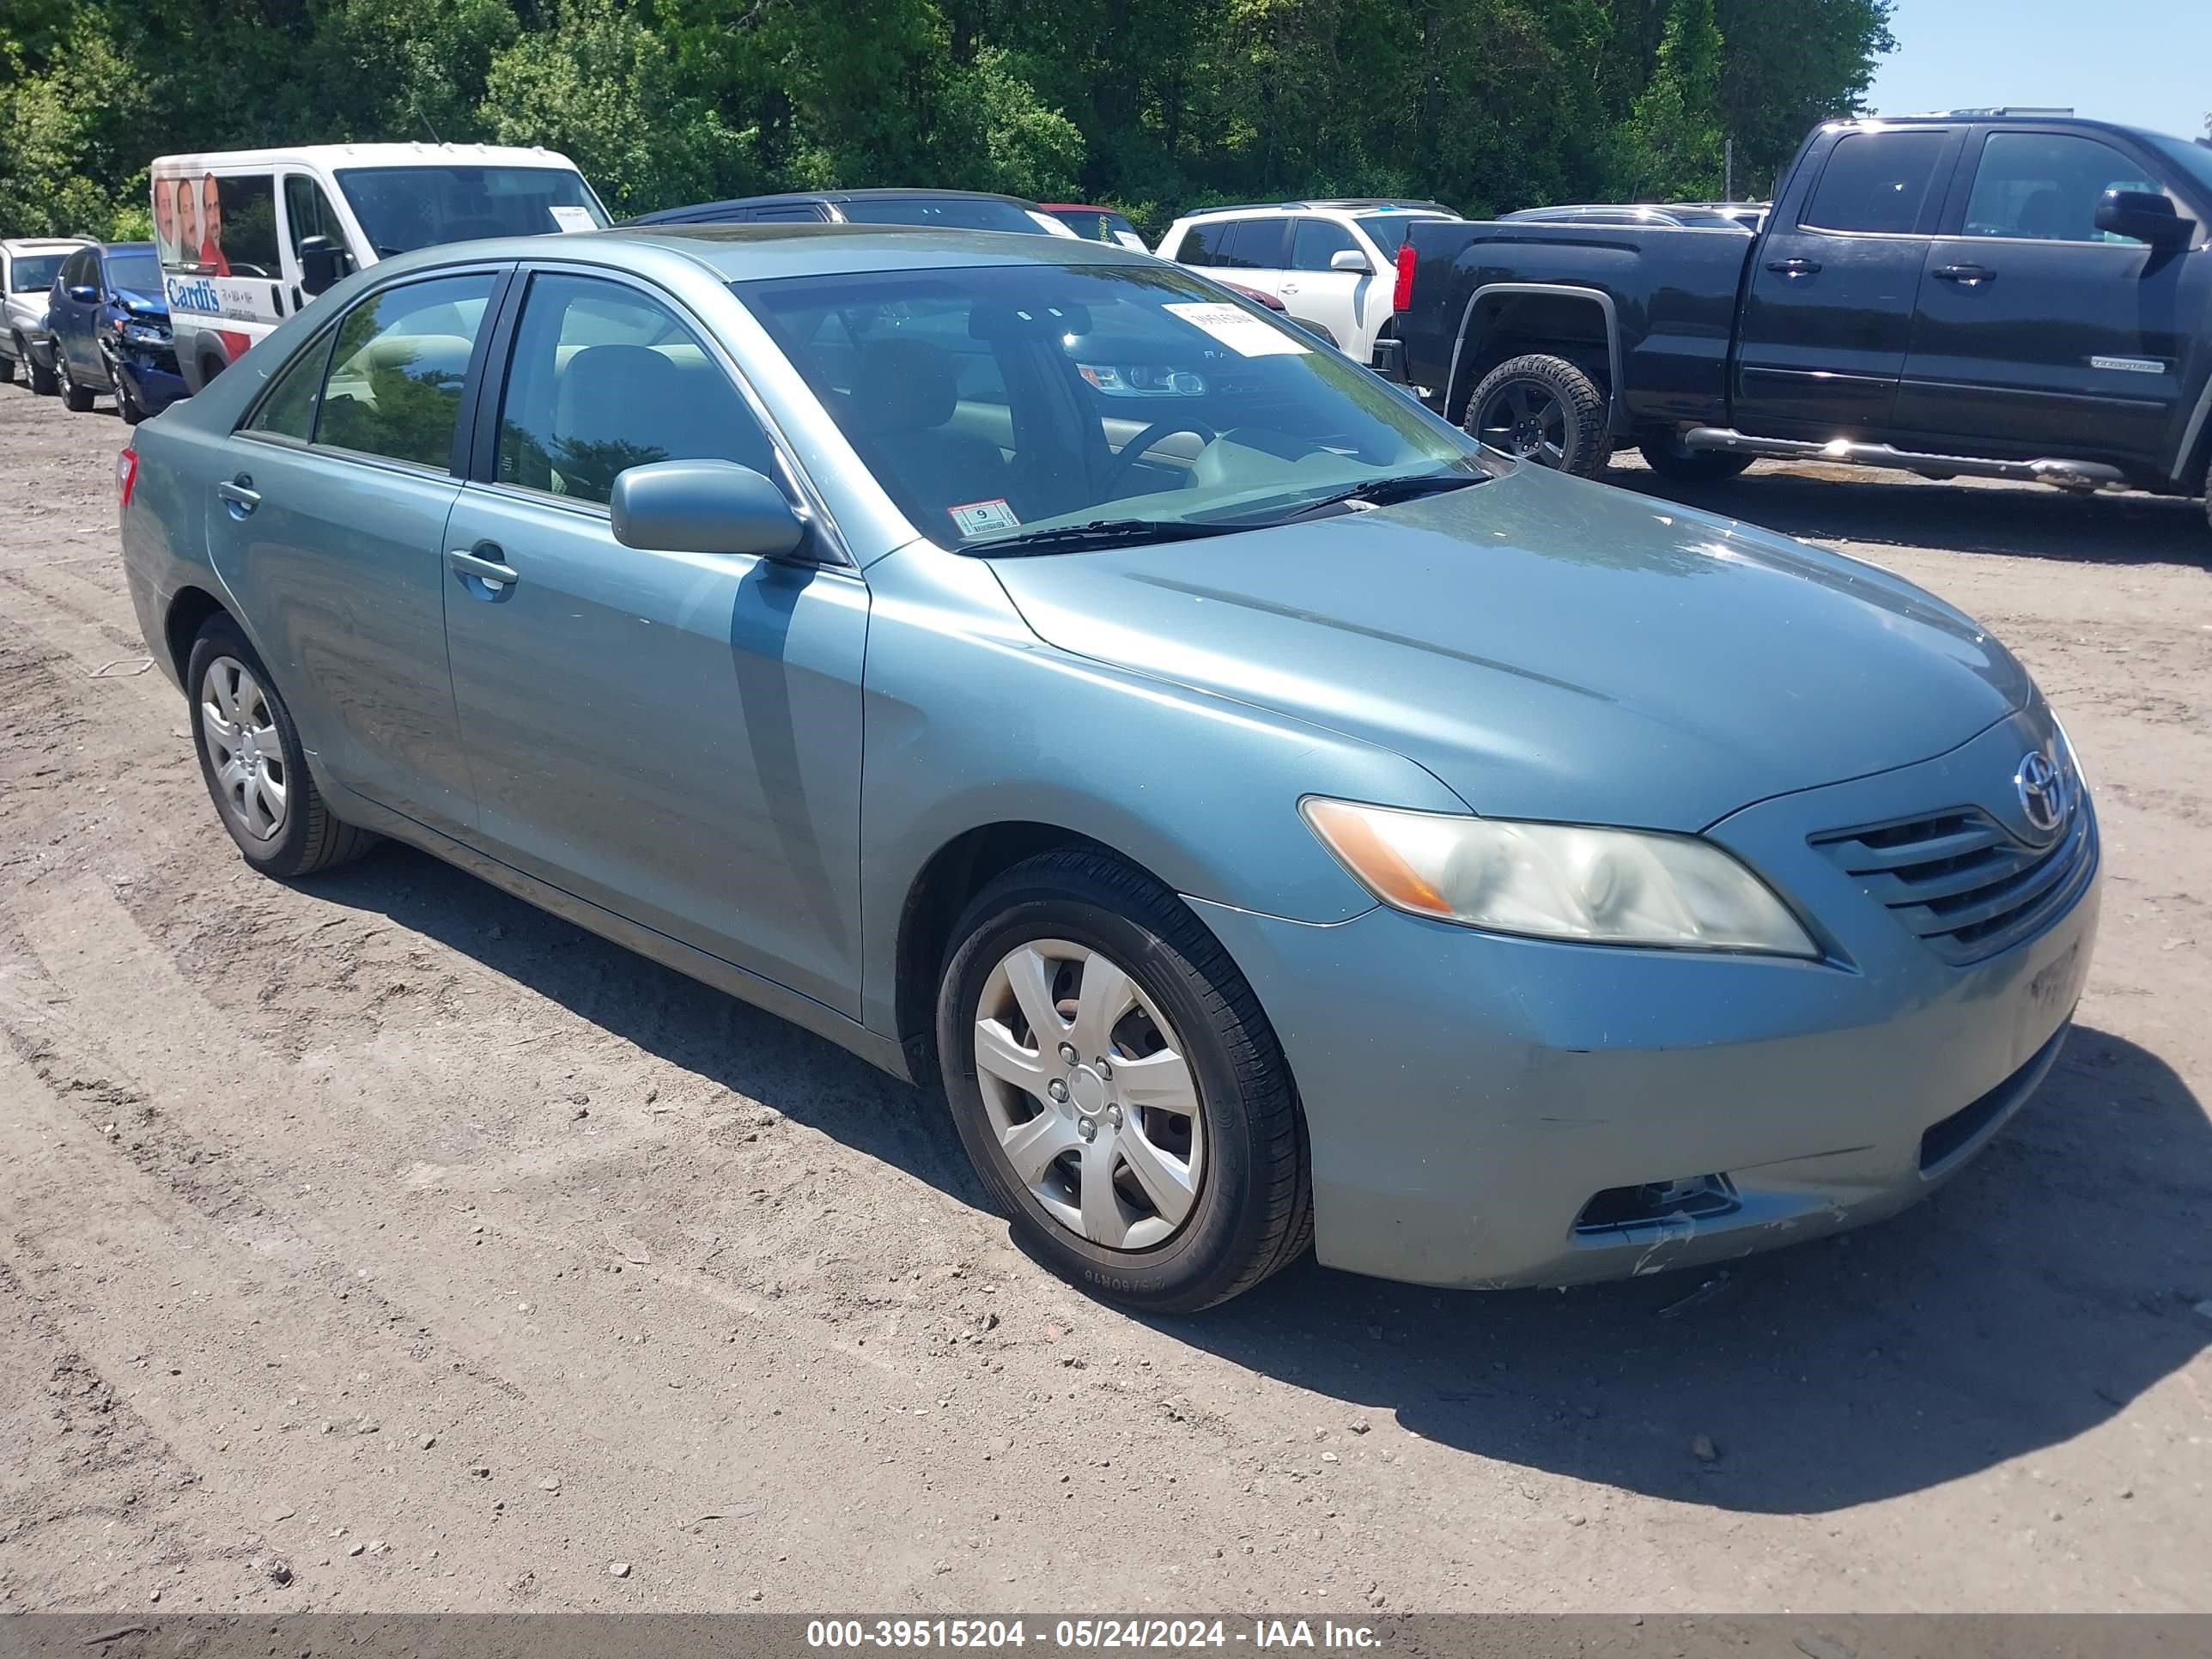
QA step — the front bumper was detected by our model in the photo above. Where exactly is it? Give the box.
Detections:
[1192,708,2101,1289]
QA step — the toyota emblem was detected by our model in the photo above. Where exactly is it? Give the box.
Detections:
[2014,750,2065,836]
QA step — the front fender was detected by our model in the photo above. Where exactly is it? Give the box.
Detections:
[855,544,1462,1036]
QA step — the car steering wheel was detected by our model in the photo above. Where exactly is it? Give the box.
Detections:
[1103,420,1218,496]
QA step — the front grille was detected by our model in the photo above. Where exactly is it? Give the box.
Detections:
[1812,800,2095,966]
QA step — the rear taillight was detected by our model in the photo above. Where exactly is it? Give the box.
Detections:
[1392,241,1417,313]
[116,447,138,511]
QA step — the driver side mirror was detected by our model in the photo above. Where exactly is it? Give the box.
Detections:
[65,283,99,303]
[2095,188,2192,248]
[610,459,809,561]
[1328,248,1374,274]
[297,234,347,295]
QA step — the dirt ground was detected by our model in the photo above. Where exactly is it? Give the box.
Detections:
[1,379,2207,1617]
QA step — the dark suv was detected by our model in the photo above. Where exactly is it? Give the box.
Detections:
[45,241,184,422]
[630,189,1062,234]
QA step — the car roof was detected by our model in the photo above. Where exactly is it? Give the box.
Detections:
[360,222,1155,284]
[1836,112,2191,148]
[149,143,580,172]
[633,187,1038,224]
[98,241,156,256]
[3,236,94,252]
[1177,199,1454,220]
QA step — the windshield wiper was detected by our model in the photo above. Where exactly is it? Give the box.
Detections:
[1251,471,1489,526]
[975,518,1250,556]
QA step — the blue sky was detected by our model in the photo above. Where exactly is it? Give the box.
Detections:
[1864,0,2211,142]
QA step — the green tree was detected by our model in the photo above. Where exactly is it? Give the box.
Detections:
[1615,0,1725,199]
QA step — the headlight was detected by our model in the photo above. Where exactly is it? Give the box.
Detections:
[1301,797,1819,957]
[121,321,170,347]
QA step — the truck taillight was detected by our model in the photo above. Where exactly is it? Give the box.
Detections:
[1392,240,1417,313]
[116,447,138,511]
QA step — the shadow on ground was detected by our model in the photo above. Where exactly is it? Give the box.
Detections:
[312,848,2207,1517]
[1611,463,2209,565]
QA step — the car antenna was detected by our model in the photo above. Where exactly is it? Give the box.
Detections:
[410,94,445,145]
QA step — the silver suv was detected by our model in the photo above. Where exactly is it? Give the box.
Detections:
[3,237,93,394]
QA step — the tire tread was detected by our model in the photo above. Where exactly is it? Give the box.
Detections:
[1466,352,1612,477]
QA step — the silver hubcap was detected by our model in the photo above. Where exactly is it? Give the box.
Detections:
[199,656,289,842]
[973,939,1204,1251]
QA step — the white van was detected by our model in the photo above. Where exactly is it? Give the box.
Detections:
[151,143,609,392]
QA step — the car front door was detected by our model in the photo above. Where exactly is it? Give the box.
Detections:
[1895,127,2196,459]
[1733,125,1964,436]
[439,268,869,1012]
[53,248,94,374]
[1277,218,1368,351]
[205,266,504,836]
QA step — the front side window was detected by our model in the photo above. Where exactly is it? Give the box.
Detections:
[741,261,1487,552]
[335,167,607,258]
[314,273,496,469]
[1801,131,1950,234]
[1290,218,1360,270]
[8,253,67,293]
[1963,133,2165,243]
[495,273,776,506]
[61,249,94,289]
[283,173,350,268]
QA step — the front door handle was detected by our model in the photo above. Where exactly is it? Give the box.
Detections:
[1934,264,1996,285]
[1279,282,1301,295]
[1765,258,1823,276]
[447,544,519,592]
[216,476,260,516]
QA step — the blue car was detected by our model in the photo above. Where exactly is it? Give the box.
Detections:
[46,240,185,422]
[115,226,2100,1311]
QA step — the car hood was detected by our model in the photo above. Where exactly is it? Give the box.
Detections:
[984,465,2031,830]
[112,288,167,318]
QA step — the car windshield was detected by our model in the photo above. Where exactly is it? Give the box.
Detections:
[836,197,1046,234]
[1354,212,1454,252]
[9,253,68,292]
[738,260,1488,553]
[334,165,608,256]
[106,252,161,291]
[2144,134,2212,202]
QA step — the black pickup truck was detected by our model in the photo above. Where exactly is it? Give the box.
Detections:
[1388,112,2212,536]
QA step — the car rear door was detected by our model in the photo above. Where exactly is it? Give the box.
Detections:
[204,265,505,836]
[1732,125,1965,436]
[1895,125,2196,460]
[438,265,869,1012]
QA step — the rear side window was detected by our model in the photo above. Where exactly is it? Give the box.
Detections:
[171,174,281,277]
[1177,218,1281,268]
[1801,131,1950,234]
[246,329,337,441]
[314,273,496,470]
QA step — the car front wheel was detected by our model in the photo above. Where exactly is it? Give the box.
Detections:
[186,615,378,878]
[936,848,1312,1314]
[22,335,58,396]
[57,351,94,412]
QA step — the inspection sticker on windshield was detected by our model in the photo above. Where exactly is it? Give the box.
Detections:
[548,205,598,234]
[950,498,1021,537]
[1164,302,1310,356]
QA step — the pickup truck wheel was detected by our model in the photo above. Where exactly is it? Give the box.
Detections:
[1638,434,1755,485]
[1466,354,1611,477]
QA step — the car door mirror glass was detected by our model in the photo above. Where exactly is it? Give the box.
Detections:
[2094,188,2191,247]
[610,459,807,560]
[1328,248,1372,274]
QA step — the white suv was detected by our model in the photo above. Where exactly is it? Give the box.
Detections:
[1155,199,1459,368]
[3,237,94,394]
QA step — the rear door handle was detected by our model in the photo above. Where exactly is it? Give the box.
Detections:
[1934,264,1996,285]
[216,476,260,515]
[1765,258,1822,276]
[447,544,519,592]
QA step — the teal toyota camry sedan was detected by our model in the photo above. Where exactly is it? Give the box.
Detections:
[115,224,2099,1311]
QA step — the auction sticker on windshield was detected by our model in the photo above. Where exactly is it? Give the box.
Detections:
[1164,302,1310,356]
[950,498,1021,537]
[549,205,598,233]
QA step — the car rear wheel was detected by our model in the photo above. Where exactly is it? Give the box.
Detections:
[1466,353,1612,477]
[1638,432,1755,485]
[57,352,94,412]
[936,848,1312,1313]
[185,615,378,878]
[21,335,58,397]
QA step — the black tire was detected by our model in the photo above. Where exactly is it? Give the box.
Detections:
[116,368,145,425]
[1464,353,1612,477]
[185,614,379,878]
[1638,432,1755,485]
[935,848,1312,1314]
[57,352,94,412]
[23,336,58,397]
[0,349,14,385]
